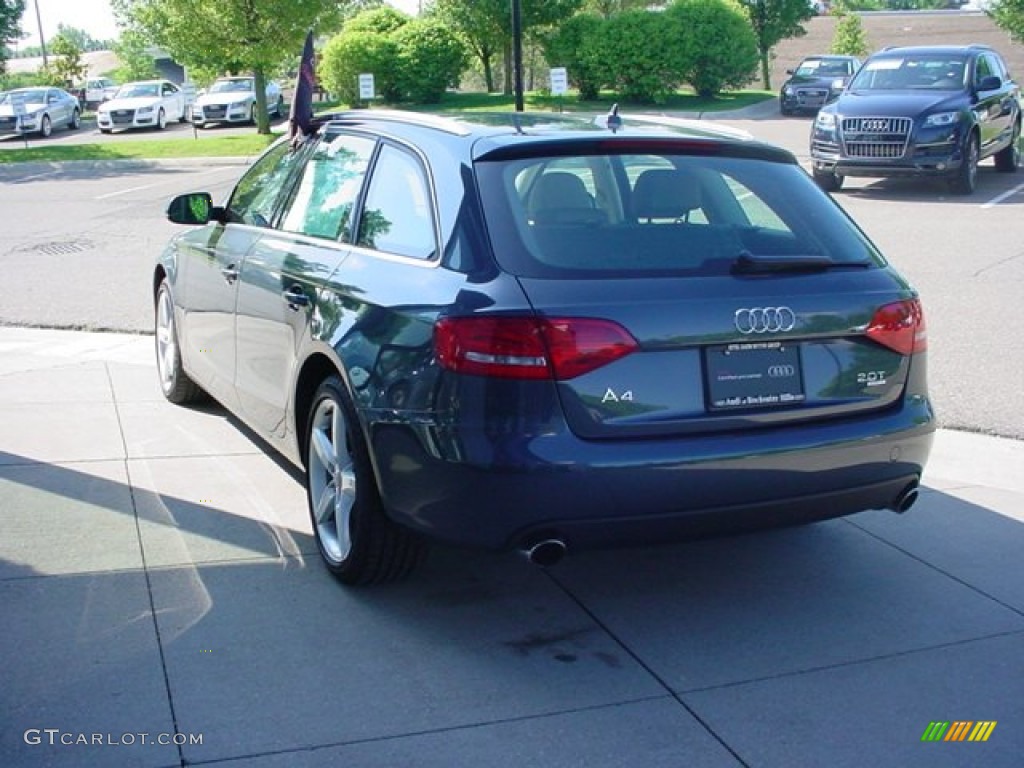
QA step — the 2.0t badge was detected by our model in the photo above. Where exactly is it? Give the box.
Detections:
[734,306,796,334]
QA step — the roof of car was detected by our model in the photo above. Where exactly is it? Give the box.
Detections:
[875,44,995,57]
[323,109,754,142]
[318,109,796,166]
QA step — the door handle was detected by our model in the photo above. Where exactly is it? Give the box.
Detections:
[220,264,239,284]
[282,285,310,310]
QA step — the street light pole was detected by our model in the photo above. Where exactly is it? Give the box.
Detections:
[33,0,48,69]
[511,0,523,112]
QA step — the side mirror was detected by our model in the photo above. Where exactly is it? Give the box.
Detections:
[786,69,795,75]
[977,75,1001,92]
[167,193,222,225]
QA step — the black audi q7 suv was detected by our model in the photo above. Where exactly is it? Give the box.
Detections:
[780,55,861,116]
[810,45,1021,194]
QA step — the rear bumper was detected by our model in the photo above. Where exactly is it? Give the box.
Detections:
[369,401,936,551]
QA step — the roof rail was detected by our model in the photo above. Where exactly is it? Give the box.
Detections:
[320,109,471,137]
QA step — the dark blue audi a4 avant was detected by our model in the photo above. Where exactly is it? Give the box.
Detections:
[155,109,934,584]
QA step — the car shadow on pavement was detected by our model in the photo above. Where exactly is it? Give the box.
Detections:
[0,161,234,185]
[3,446,1024,766]
[836,169,1024,204]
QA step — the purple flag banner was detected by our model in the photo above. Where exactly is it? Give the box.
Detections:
[288,30,316,145]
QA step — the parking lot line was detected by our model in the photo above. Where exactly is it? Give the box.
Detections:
[981,181,1024,209]
[94,166,240,200]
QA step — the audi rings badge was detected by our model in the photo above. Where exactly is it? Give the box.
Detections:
[768,364,796,378]
[734,307,796,334]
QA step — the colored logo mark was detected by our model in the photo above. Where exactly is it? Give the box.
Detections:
[921,721,996,742]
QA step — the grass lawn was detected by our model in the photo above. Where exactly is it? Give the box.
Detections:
[0,134,277,164]
[0,88,773,164]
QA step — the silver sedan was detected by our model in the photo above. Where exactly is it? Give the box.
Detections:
[0,87,81,139]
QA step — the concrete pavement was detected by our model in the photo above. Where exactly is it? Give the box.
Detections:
[1,326,1022,767]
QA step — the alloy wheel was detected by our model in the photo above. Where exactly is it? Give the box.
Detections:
[155,286,177,393]
[308,397,356,564]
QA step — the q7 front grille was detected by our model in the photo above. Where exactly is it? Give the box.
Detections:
[840,116,912,159]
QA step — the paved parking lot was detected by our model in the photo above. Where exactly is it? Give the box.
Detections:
[1,327,1022,767]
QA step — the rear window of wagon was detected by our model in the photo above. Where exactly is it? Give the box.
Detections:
[474,151,884,279]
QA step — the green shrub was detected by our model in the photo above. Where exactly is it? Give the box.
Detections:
[393,19,468,103]
[666,0,759,98]
[597,10,686,103]
[542,13,606,101]
[344,6,411,36]
[320,30,401,105]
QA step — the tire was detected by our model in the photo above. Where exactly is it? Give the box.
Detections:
[813,167,843,192]
[155,280,204,404]
[156,108,167,130]
[69,109,81,130]
[949,133,979,195]
[994,120,1021,173]
[39,114,52,138]
[779,101,792,117]
[100,128,112,134]
[305,376,425,585]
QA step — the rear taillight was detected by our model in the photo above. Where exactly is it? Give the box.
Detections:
[435,316,638,380]
[866,298,927,355]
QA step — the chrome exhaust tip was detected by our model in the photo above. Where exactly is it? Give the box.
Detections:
[892,481,920,514]
[521,538,567,567]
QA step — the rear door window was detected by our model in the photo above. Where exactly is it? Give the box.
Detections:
[356,144,437,260]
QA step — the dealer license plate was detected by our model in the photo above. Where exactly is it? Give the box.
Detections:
[705,342,805,410]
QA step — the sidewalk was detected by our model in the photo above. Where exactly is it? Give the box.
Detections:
[1,326,1022,767]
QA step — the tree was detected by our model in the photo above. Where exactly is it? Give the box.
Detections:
[989,0,1024,45]
[113,28,159,82]
[432,0,504,92]
[582,0,652,17]
[831,11,869,57]
[113,0,343,134]
[1,0,26,75]
[49,32,88,86]
[431,0,581,94]
[736,0,814,90]
[54,24,100,52]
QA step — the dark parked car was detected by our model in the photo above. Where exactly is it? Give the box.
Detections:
[155,109,934,584]
[780,55,861,115]
[810,45,1021,194]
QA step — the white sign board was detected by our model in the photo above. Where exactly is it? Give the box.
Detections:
[10,92,27,117]
[550,67,568,96]
[180,82,197,106]
[10,92,27,131]
[358,74,375,100]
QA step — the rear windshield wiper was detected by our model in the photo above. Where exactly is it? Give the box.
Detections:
[731,251,871,274]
